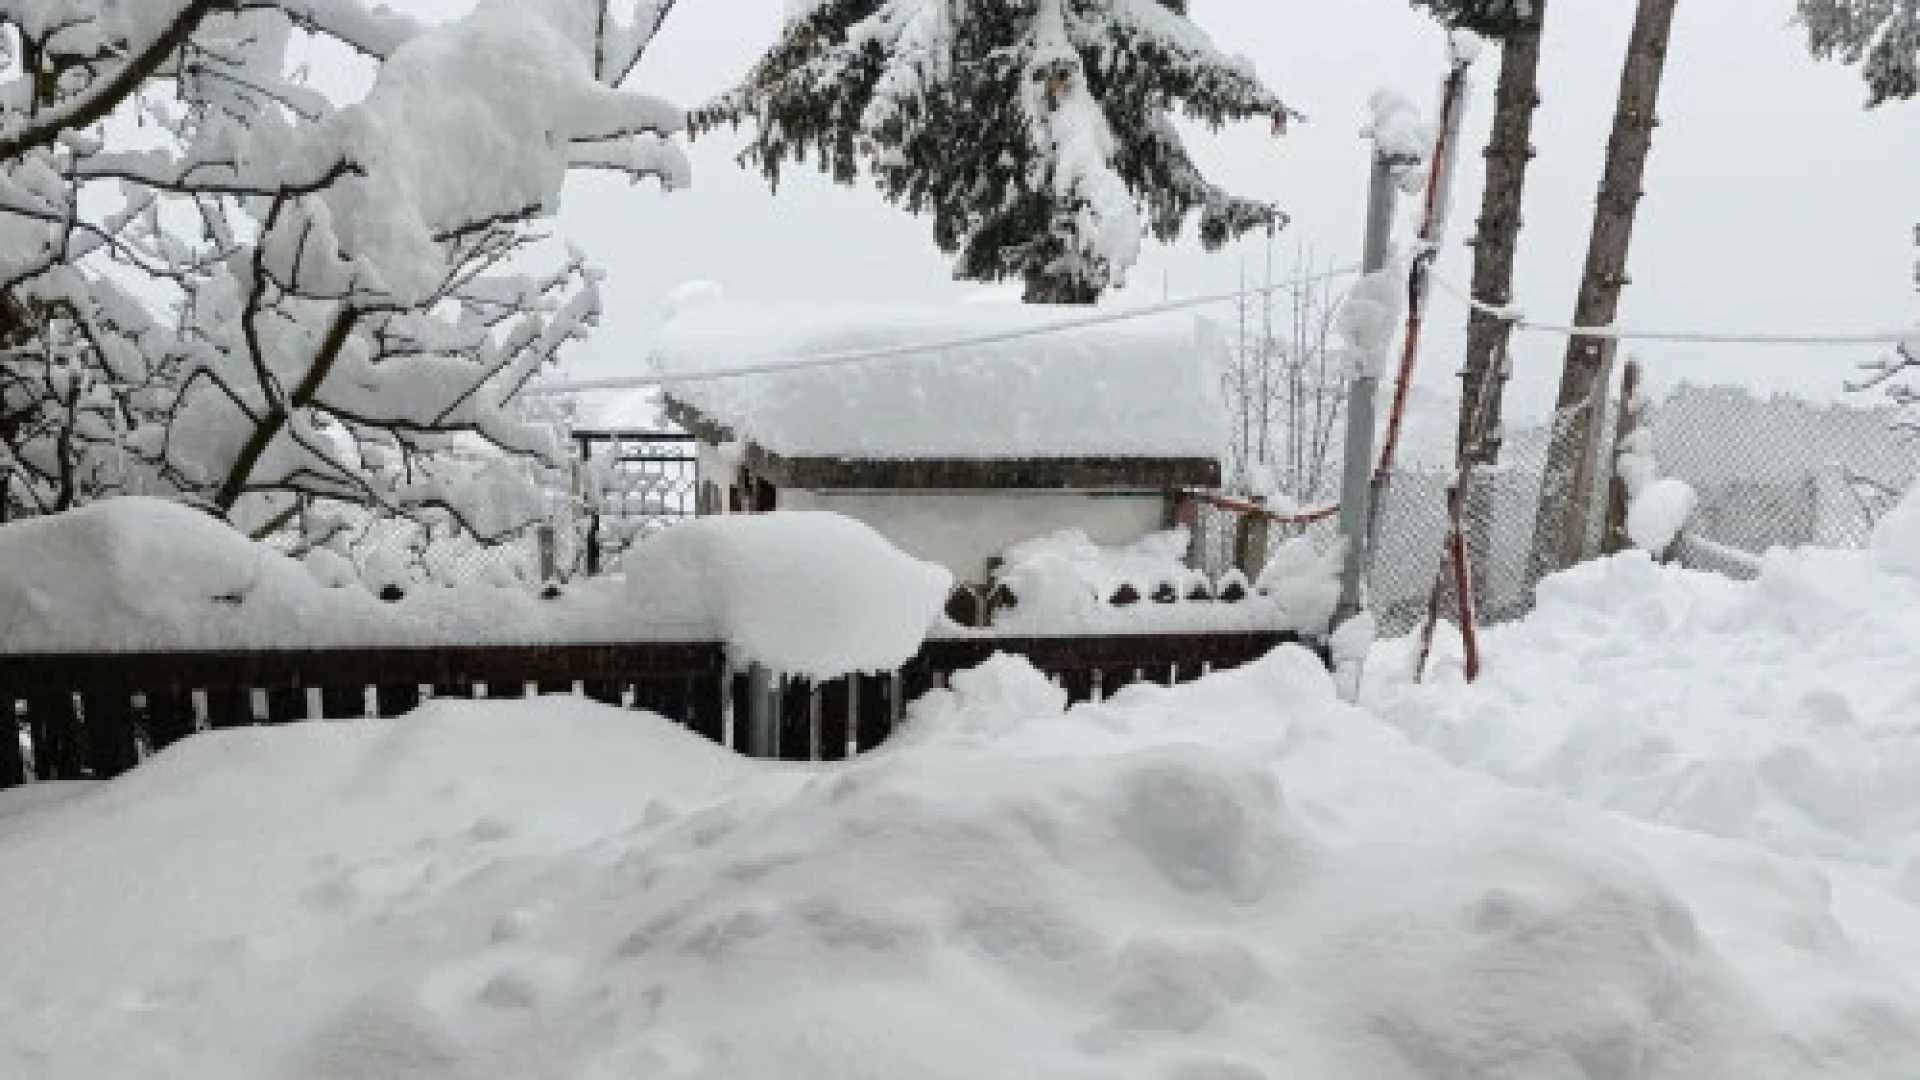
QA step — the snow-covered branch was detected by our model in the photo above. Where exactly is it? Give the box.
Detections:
[0,0,689,541]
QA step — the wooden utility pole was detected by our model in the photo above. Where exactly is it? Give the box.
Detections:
[1530,0,1679,580]
[1456,3,1548,470]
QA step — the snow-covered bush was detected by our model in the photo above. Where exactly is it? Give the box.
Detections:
[0,1,688,543]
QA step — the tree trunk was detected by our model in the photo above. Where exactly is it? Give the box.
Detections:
[1456,3,1548,470]
[1022,270,1101,305]
[1530,0,1679,580]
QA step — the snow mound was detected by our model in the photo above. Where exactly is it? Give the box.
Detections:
[0,497,646,650]
[998,528,1207,607]
[0,498,357,653]
[988,528,1331,636]
[1628,475,1698,552]
[1369,548,1920,887]
[1874,481,1920,578]
[8,648,1920,1078]
[624,511,953,677]
[652,301,1229,460]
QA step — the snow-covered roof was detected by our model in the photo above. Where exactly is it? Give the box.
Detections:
[652,300,1229,466]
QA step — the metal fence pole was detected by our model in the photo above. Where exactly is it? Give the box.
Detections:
[1333,152,1400,629]
[745,663,780,759]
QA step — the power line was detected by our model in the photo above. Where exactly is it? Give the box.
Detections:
[524,263,1919,399]
[1427,270,1917,348]
[522,263,1364,397]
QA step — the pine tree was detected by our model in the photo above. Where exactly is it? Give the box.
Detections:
[1411,0,1549,469]
[1798,0,1919,105]
[704,0,1296,304]
[1410,0,1543,38]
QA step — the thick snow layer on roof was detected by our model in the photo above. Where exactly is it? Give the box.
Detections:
[10,630,1920,1075]
[624,512,953,677]
[653,300,1230,460]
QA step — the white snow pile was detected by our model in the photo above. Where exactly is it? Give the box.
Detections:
[0,499,944,659]
[10,643,1920,1077]
[1369,546,1920,892]
[988,528,1335,637]
[0,498,642,651]
[1616,423,1699,554]
[1873,479,1920,578]
[625,511,953,677]
[651,300,1229,460]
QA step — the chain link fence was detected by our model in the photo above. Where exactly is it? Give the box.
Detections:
[1196,382,1916,638]
[1652,384,1914,561]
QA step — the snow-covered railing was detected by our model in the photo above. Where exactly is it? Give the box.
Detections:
[0,631,1317,789]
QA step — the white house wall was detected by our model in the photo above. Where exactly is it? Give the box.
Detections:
[776,490,1166,584]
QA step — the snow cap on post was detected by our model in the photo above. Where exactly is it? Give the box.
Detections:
[1363,89,1431,195]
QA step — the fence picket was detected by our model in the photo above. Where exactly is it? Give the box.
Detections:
[141,687,197,754]
[205,685,253,729]
[26,693,81,780]
[1,696,23,786]
[79,691,139,778]
[376,683,422,718]
[0,632,1314,788]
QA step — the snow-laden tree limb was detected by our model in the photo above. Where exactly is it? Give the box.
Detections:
[0,0,689,541]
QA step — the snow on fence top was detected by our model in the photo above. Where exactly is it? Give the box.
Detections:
[0,499,948,675]
[650,299,1230,461]
[624,511,953,678]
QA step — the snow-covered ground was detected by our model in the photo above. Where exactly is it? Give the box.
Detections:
[1368,544,1920,892]
[9,533,1920,1076]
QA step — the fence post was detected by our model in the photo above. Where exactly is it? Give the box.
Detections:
[1233,499,1271,581]
[744,663,781,759]
[1334,149,1401,629]
[1601,358,1644,556]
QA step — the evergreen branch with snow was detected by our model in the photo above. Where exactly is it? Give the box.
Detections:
[1798,0,1920,105]
[706,0,1295,303]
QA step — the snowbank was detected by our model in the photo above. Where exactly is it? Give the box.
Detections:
[625,511,952,677]
[1874,481,1920,578]
[7,645,1920,1077]
[652,300,1229,460]
[1369,548,1920,890]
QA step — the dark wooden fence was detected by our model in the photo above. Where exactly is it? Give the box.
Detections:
[0,631,1314,789]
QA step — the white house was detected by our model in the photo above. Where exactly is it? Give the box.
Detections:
[651,297,1230,593]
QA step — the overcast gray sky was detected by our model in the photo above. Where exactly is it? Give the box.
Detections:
[398,0,1920,420]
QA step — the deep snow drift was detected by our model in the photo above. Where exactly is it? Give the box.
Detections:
[8,636,1920,1076]
[1368,547,1920,890]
